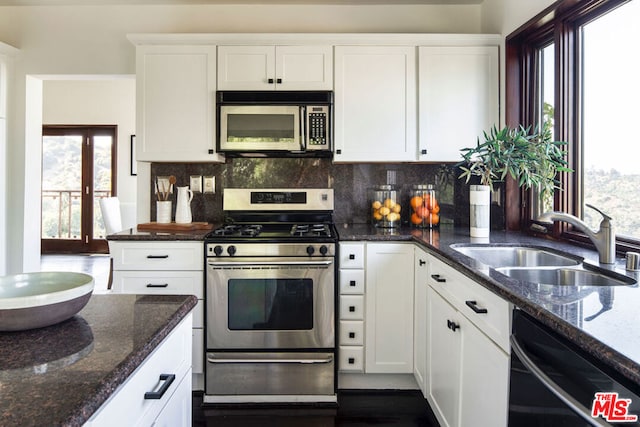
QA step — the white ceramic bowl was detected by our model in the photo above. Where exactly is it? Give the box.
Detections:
[0,272,94,331]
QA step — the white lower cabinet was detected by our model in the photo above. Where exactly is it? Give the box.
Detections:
[86,314,193,426]
[109,240,204,390]
[413,246,429,396]
[425,255,511,427]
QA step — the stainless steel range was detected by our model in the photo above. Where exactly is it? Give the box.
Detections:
[203,188,337,404]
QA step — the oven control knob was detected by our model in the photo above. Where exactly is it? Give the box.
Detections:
[213,245,223,256]
[319,245,328,255]
[306,245,315,256]
[227,245,237,256]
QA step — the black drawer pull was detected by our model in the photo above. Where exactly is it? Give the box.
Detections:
[349,332,356,339]
[146,255,169,259]
[349,254,355,260]
[268,78,274,84]
[349,306,356,312]
[276,78,282,84]
[431,274,446,283]
[348,357,355,364]
[350,280,356,287]
[144,374,175,399]
[447,319,460,332]
[465,300,488,314]
[419,259,426,266]
[147,283,169,288]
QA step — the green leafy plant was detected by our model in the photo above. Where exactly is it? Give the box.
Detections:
[458,123,572,201]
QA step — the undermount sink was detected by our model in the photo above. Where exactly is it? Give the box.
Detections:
[452,244,582,268]
[496,266,635,287]
[0,272,94,331]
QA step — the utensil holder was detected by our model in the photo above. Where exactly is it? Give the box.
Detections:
[156,201,172,224]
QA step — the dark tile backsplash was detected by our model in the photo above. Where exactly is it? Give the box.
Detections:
[151,158,505,229]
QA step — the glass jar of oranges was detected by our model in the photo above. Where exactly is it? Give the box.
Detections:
[371,185,401,228]
[409,184,440,228]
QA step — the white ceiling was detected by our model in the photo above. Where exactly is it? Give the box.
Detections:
[0,0,484,5]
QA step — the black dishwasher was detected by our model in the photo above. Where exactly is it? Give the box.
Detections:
[509,309,640,426]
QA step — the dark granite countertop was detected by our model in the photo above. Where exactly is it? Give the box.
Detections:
[0,294,197,427]
[338,223,640,389]
[107,227,214,241]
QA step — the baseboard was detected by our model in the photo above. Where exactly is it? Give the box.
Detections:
[337,373,419,390]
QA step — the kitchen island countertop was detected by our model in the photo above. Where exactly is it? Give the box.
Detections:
[0,293,197,426]
[338,223,640,389]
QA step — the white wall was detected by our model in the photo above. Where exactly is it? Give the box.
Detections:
[42,78,137,230]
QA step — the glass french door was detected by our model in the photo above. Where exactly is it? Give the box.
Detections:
[41,126,117,254]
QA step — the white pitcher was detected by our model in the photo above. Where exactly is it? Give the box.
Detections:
[175,186,194,224]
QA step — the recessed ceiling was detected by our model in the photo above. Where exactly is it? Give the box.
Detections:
[0,0,484,5]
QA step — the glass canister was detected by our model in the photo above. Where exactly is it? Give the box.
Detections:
[409,184,440,228]
[371,185,401,228]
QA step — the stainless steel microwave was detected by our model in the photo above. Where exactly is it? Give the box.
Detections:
[216,91,333,157]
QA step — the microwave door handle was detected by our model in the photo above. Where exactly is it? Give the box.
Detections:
[510,334,609,427]
[300,105,306,151]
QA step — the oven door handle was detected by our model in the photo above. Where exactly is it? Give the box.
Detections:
[207,355,334,365]
[207,260,334,267]
[510,334,609,427]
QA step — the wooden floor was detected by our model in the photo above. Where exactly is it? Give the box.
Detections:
[193,390,440,427]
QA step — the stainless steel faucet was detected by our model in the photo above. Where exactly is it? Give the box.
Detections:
[538,204,616,264]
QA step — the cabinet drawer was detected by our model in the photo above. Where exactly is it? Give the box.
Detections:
[112,271,203,299]
[87,314,192,426]
[111,242,203,271]
[339,320,364,346]
[339,243,365,269]
[339,346,364,372]
[429,256,510,352]
[339,270,365,294]
[340,295,365,320]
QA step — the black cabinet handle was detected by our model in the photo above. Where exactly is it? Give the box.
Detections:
[447,320,460,332]
[208,149,214,154]
[147,283,169,288]
[144,374,175,399]
[268,78,274,84]
[146,255,169,259]
[348,357,355,364]
[419,259,426,266]
[336,149,342,155]
[349,332,356,339]
[465,300,488,314]
[421,149,427,155]
[349,254,355,260]
[349,306,356,312]
[349,280,356,287]
[276,78,283,84]
[431,274,446,283]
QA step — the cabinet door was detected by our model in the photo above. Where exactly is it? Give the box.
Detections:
[276,46,333,90]
[136,45,219,162]
[217,45,274,90]
[334,46,417,162]
[418,46,499,162]
[413,247,429,397]
[459,318,509,427]
[427,287,461,427]
[365,243,414,373]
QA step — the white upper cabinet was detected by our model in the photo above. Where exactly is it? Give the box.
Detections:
[136,45,222,162]
[334,46,417,162]
[418,46,499,162]
[217,45,333,90]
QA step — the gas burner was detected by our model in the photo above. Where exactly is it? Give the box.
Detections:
[213,225,241,236]
[291,224,330,237]
[240,225,263,237]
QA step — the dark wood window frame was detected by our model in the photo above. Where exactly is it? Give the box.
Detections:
[505,0,637,253]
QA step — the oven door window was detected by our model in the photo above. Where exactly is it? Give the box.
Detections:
[228,278,313,331]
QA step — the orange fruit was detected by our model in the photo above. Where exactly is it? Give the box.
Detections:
[372,200,382,210]
[392,204,402,213]
[379,206,391,216]
[431,203,440,214]
[410,196,423,211]
[429,213,440,225]
[411,213,423,225]
[416,206,429,218]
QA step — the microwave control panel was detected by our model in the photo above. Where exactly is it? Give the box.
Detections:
[306,106,330,150]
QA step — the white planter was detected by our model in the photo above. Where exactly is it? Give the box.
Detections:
[469,185,490,237]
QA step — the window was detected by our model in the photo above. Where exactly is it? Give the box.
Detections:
[507,0,640,251]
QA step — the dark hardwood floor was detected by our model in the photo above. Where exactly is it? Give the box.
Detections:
[193,390,440,427]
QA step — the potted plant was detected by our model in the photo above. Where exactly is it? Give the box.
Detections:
[458,123,571,237]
